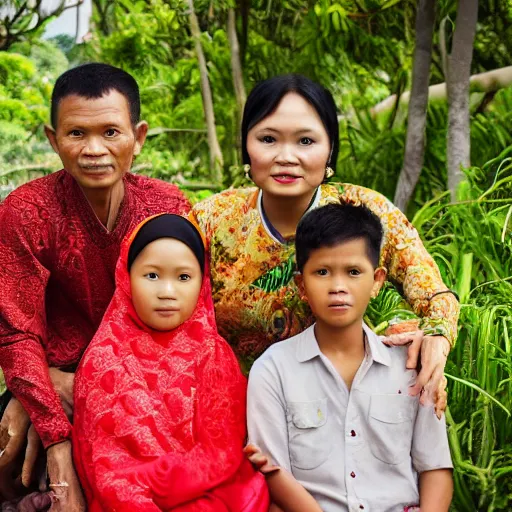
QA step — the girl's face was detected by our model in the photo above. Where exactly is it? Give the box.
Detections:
[130,238,202,331]
[246,92,331,201]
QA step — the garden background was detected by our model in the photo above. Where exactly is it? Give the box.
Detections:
[0,0,511,509]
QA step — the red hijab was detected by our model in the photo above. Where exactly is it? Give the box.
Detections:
[73,215,269,511]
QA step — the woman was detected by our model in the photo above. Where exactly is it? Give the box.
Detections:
[191,74,457,399]
[73,214,269,511]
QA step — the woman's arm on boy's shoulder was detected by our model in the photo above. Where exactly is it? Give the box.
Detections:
[419,469,453,512]
[341,184,460,346]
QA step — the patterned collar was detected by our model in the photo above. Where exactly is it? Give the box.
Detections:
[257,188,321,245]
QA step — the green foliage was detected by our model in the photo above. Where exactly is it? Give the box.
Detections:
[1,4,512,506]
[0,0,77,51]
[365,157,512,510]
[335,86,512,219]
[0,43,66,199]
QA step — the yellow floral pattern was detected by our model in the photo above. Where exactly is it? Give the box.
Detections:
[191,183,459,363]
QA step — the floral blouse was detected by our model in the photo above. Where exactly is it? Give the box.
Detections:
[191,183,459,365]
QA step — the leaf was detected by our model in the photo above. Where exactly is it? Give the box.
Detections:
[445,373,511,417]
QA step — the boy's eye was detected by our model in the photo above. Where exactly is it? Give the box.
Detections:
[145,272,158,281]
[299,137,314,145]
[260,135,275,144]
[316,269,328,276]
[179,274,191,281]
[69,130,82,137]
[105,128,117,137]
[349,269,361,276]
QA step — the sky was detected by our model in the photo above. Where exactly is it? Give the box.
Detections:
[42,0,92,42]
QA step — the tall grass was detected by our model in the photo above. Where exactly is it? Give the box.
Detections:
[367,151,512,510]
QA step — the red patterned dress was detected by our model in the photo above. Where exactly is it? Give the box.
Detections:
[0,170,190,448]
[72,217,269,511]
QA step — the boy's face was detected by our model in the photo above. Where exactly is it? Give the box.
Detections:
[130,238,202,331]
[299,238,386,330]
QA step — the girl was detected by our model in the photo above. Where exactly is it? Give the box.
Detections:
[73,214,269,511]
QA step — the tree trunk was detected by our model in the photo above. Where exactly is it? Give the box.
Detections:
[393,0,436,211]
[227,8,246,115]
[370,66,512,119]
[75,1,81,42]
[446,0,479,196]
[187,0,224,184]
[239,0,251,62]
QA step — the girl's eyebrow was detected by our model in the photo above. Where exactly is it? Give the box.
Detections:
[256,127,320,135]
[141,263,197,271]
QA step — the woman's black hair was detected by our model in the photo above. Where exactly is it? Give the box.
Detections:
[241,74,339,170]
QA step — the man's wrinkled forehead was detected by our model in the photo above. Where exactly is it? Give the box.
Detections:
[53,91,133,130]
[52,88,135,129]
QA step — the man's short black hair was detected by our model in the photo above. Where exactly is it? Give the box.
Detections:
[295,203,383,272]
[50,63,140,128]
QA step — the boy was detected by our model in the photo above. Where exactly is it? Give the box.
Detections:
[246,203,453,512]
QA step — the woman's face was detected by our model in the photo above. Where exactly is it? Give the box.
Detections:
[246,92,331,201]
[130,238,202,331]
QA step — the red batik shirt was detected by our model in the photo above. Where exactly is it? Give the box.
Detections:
[0,170,190,448]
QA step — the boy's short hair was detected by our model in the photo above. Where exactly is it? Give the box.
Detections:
[295,203,383,272]
[51,63,141,128]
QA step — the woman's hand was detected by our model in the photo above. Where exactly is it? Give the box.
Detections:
[382,332,450,418]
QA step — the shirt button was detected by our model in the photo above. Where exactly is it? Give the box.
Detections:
[350,430,356,437]
[359,506,365,510]
[350,471,356,478]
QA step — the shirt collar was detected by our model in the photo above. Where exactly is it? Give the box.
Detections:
[296,323,391,367]
[363,323,391,367]
[257,188,321,245]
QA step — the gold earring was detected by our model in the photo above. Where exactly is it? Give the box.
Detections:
[244,164,251,180]
[325,166,334,179]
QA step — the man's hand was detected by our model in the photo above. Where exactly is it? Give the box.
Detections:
[0,397,31,499]
[48,369,74,420]
[244,444,280,474]
[46,441,85,512]
[382,332,450,417]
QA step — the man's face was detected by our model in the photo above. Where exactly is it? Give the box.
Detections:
[300,239,386,331]
[45,90,147,193]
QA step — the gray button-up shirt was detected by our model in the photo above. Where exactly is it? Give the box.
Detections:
[247,323,452,512]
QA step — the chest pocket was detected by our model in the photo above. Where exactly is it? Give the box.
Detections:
[368,394,416,465]
[287,398,331,470]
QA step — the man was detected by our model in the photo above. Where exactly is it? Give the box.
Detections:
[0,63,190,509]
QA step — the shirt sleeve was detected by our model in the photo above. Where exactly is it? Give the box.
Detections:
[342,185,460,346]
[411,405,453,473]
[0,196,72,448]
[247,354,292,472]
